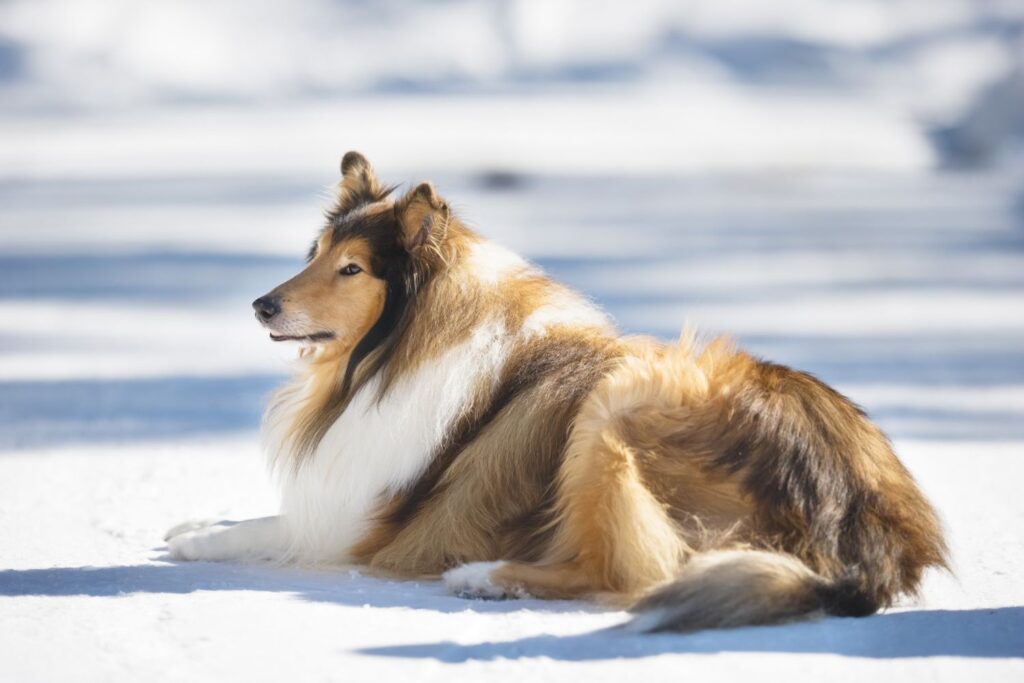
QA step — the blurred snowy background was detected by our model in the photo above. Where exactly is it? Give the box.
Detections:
[4,0,1024,164]
[1,1,1023,680]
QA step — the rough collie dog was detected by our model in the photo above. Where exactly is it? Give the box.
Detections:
[166,152,947,632]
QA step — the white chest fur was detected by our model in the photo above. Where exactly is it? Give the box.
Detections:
[263,319,511,564]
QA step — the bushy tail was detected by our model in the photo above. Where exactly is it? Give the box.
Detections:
[626,549,875,633]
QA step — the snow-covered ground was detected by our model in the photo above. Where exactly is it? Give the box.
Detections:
[1,0,1023,679]
[1,131,1022,678]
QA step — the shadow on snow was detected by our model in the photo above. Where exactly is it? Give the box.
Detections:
[0,563,1019,659]
[0,374,280,450]
[0,561,593,616]
[358,607,1024,661]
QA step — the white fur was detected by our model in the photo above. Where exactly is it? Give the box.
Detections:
[621,608,672,633]
[165,517,288,562]
[466,240,531,284]
[468,240,611,337]
[444,561,527,599]
[163,519,219,541]
[521,288,613,338]
[263,317,513,564]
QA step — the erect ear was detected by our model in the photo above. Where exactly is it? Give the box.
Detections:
[336,151,382,211]
[395,181,448,251]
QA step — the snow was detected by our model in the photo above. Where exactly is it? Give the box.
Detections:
[0,94,937,179]
[2,0,1023,679]
[1,159,1022,680]
[3,0,1023,168]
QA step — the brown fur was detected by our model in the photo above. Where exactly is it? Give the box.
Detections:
[262,152,948,632]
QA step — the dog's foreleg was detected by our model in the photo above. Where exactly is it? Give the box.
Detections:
[165,516,288,562]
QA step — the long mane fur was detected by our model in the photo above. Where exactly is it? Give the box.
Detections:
[267,183,463,465]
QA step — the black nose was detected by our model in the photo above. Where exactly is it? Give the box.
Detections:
[252,295,281,323]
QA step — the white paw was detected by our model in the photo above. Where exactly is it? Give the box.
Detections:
[166,530,204,561]
[444,561,525,599]
[164,519,218,542]
[164,522,233,561]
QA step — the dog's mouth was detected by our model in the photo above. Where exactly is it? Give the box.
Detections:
[269,331,336,343]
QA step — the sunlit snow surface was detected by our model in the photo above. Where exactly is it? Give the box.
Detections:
[1,128,1023,678]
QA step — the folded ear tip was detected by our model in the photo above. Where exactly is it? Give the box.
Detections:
[340,151,369,176]
[413,181,441,206]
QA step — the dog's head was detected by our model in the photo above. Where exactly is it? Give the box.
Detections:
[252,151,451,353]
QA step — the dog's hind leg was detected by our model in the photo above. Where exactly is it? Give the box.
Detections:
[165,515,289,562]
[441,419,691,600]
[445,346,708,602]
[442,417,688,601]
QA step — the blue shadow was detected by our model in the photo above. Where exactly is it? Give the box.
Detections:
[359,606,1024,661]
[1,563,1018,658]
[0,374,281,449]
[0,563,592,616]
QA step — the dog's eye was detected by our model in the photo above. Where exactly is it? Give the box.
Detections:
[338,264,362,276]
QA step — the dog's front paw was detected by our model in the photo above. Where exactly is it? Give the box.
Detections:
[166,529,205,561]
[164,521,234,561]
[444,561,524,599]
[164,519,218,542]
